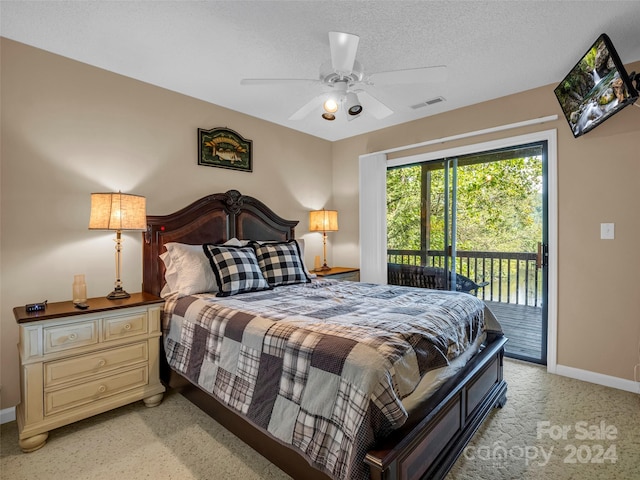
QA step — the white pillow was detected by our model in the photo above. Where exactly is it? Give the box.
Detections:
[159,251,179,297]
[293,238,316,278]
[160,243,218,298]
[223,237,246,247]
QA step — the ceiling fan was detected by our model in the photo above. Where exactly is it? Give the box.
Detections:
[240,32,447,121]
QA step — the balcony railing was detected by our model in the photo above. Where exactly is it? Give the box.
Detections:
[388,249,542,307]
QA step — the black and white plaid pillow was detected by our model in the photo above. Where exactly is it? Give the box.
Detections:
[251,240,310,287]
[203,245,270,296]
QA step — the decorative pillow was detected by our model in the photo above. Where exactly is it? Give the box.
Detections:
[203,245,271,296]
[254,239,315,278]
[251,240,311,287]
[160,243,218,298]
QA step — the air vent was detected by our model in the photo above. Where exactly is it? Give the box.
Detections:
[410,96,446,109]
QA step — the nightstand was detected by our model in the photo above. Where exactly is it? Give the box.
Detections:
[13,292,166,453]
[313,267,360,282]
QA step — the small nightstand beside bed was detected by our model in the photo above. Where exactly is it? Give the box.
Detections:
[13,293,166,452]
[143,190,507,480]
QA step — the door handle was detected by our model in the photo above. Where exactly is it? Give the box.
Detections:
[536,242,548,269]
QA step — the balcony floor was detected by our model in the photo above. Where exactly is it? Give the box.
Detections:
[485,300,543,361]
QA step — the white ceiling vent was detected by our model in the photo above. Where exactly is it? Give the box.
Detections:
[410,97,446,109]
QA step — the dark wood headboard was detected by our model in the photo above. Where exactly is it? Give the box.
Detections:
[142,190,298,296]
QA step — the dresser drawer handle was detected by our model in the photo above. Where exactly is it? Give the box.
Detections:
[67,333,78,341]
[97,359,106,368]
[97,385,107,394]
[123,323,132,331]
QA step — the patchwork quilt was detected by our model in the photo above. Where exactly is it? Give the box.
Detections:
[163,280,486,480]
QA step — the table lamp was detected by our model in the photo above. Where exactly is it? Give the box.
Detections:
[89,192,147,299]
[309,209,338,271]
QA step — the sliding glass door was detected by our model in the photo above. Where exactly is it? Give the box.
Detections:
[387,142,548,364]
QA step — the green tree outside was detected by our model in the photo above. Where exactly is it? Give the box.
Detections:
[387,155,543,254]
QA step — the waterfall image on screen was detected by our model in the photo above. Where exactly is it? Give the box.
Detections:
[554,34,638,138]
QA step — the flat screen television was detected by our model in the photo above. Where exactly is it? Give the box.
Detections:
[554,33,638,138]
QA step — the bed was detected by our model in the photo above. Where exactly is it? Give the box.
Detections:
[142,189,507,480]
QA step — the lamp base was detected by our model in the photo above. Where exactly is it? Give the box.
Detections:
[314,264,331,272]
[107,287,131,300]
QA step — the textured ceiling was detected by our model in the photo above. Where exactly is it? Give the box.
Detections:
[2,1,640,141]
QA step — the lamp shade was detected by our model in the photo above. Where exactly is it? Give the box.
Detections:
[89,192,147,231]
[309,209,338,232]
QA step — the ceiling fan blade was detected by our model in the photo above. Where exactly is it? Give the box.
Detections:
[329,31,359,75]
[358,91,393,119]
[288,95,325,121]
[240,78,319,86]
[368,65,447,85]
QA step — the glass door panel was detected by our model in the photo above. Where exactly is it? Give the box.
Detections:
[387,159,456,290]
[422,159,456,291]
[454,145,546,363]
[387,141,548,364]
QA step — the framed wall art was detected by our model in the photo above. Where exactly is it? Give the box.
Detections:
[198,127,253,172]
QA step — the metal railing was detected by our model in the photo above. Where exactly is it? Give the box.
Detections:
[388,249,542,307]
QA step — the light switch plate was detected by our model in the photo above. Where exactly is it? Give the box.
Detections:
[600,223,615,240]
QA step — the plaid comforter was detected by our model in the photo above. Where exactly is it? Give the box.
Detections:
[163,280,486,480]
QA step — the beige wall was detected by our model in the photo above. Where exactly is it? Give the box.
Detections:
[332,61,640,385]
[0,38,333,408]
[2,37,639,410]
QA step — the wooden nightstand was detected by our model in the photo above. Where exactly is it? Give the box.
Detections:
[13,292,166,453]
[313,267,360,282]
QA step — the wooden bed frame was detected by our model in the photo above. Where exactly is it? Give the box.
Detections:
[142,190,507,480]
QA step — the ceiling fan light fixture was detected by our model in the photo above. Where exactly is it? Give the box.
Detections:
[323,98,339,113]
[241,31,447,125]
[345,92,363,116]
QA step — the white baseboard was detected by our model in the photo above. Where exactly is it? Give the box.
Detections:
[555,364,640,394]
[0,406,16,425]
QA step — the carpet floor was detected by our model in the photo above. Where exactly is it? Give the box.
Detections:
[2,359,639,479]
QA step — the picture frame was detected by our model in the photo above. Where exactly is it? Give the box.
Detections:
[198,127,253,172]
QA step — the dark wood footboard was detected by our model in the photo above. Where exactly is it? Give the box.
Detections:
[365,334,507,480]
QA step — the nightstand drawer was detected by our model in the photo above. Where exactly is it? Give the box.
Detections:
[103,312,147,342]
[45,365,149,416]
[44,320,99,354]
[44,342,149,388]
